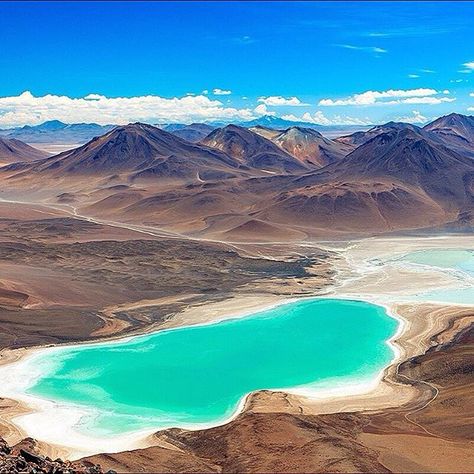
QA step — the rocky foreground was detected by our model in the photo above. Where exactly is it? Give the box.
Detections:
[0,437,111,474]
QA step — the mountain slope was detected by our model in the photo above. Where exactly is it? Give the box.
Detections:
[271,126,353,167]
[332,127,474,206]
[200,125,310,173]
[164,123,215,143]
[249,125,283,140]
[336,121,421,147]
[9,123,246,182]
[423,113,474,156]
[0,137,50,163]
[247,126,474,235]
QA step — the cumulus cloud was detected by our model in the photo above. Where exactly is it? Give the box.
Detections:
[282,111,371,126]
[212,88,232,95]
[254,104,276,116]
[0,91,255,127]
[394,110,428,124]
[318,88,454,107]
[335,44,387,54]
[257,96,309,106]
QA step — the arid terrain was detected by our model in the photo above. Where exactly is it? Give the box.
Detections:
[0,113,472,473]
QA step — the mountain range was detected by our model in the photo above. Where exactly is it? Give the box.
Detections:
[0,116,370,146]
[0,120,115,144]
[1,113,473,240]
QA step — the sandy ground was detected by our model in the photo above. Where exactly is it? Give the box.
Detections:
[0,230,472,460]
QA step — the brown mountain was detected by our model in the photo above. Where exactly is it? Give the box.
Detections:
[165,123,216,143]
[249,125,283,140]
[200,125,309,173]
[333,127,474,206]
[271,126,353,168]
[423,113,474,156]
[336,121,420,147]
[13,123,246,182]
[247,126,474,235]
[0,137,49,163]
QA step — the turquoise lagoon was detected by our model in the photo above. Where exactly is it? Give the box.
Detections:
[398,249,474,304]
[25,298,398,436]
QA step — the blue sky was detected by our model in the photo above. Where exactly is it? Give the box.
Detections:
[0,1,473,126]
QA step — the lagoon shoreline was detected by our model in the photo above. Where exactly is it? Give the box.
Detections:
[0,235,472,461]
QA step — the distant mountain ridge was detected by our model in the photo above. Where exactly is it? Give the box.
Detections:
[0,117,372,147]
[237,115,371,135]
[0,120,115,144]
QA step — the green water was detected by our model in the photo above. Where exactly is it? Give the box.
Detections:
[400,249,474,274]
[399,249,474,304]
[27,299,397,436]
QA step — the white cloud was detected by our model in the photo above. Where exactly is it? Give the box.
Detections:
[84,93,103,100]
[401,96,455,104]
[282,111,371,126]
[318,88,453,107]
[459,61,474,74]
[395,110,428,124]
[0,91,255,127]
[408,74,420,79]
[336,44,387,54]
[254,104,276,116]
[257,96,309,106]
[213,88,232,95]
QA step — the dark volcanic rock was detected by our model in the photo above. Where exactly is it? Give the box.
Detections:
[0,436,105,473]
